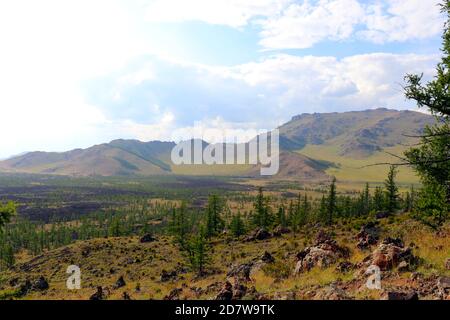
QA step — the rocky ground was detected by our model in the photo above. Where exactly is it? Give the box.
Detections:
[0,215,449,300]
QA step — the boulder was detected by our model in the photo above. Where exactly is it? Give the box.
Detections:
[384,290,418,301]
[32,276,49,291]
[215,281,233,300]
[160,269,177,282]
[255,229,271,240]
[8,278,19,287]
[113,276,126,289]
[164,288,182,300]
[336,261,355,273]
[273,291,296,300]
[367,239,416,271]
[315,230,332,245]
[382,237,404,248]
[18,280,32,296]
[397,261,410,272]
[375,211,390,219]
[437,277,450,298]
[90,286,105,300]
[205,282,222,294]
[261,251,275,264]
[227,263,253,281]
[445,258,450,270]
[314,285,352,300]
[245,286,260,300]
[356,222,379,250]
[295,233,350,274]
[140,233,156,243]
[245,229,271,241]
[273,226,291,237]
[122,292,132,300]
[232,279,248,300]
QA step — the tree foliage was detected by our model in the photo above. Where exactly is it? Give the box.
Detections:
[252,187,272,229]
[404,1,450,227]
[186,225,210,276]
[0,202,15,232]
[384,166,399,213]
[326,177,337,224]
[206,194,224,238]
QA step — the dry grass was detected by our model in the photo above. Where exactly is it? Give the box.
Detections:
[1,218,448,300]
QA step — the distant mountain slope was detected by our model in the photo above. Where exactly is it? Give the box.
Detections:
[279,108,435,158]
[279,108,436,183]
[0,141,175,177]
[0,109,437,181]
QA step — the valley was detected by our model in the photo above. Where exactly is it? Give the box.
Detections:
[0,109,448,301]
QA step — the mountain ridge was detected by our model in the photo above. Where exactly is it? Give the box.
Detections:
[0,109,436,180]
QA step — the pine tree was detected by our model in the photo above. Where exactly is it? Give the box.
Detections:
[252,187,271,229]
[171,203,190,249]
[404,191,412,212]
[206,194,224,237]
[361,183,371,215]
[3,244,15,268]
[404,1,450,206]
[230,212,246,237]
[319,195,327,223]
[186,225,210,276]
[413,180,449,229]
[404,185,416,212]
[385,166,399,213]
[298,194,309,226]
[374,186,385,212]
[108,216,122,237]
[287,200,295,231]
[0,202,15,232]
[326,177,337,225]
[276,205,287,227]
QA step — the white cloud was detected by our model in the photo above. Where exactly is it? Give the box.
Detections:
[229,53,438,110]
[89,52,438,137]
[361,0,444,43]
[144,0,444,49]
[260,0,365,49]
[259,0,444,49]
[145,0,290,28]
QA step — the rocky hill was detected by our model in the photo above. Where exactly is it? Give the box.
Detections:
[1,216,448,300]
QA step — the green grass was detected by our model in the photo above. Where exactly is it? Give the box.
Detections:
[297,144,420,184]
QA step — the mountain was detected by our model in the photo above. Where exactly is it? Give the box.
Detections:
[279,108,434,157]
[0,109,436,181]
[0,141,175,177]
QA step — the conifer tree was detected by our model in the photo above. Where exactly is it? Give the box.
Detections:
[206,194,224,237]
[374,186,385,212]
[171,202,190,249]
[385,166,399,213]
[361,183,371,215]
[0,202,15,232]
[326,177,337,225]
[230,212,246,237]
[252,187,271,229]
[186,225,210,276]
[404,1,450,218]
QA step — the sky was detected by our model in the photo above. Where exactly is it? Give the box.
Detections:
[0,0,446,158]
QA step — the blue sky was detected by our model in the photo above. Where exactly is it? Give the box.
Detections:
[0,0,446,158]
